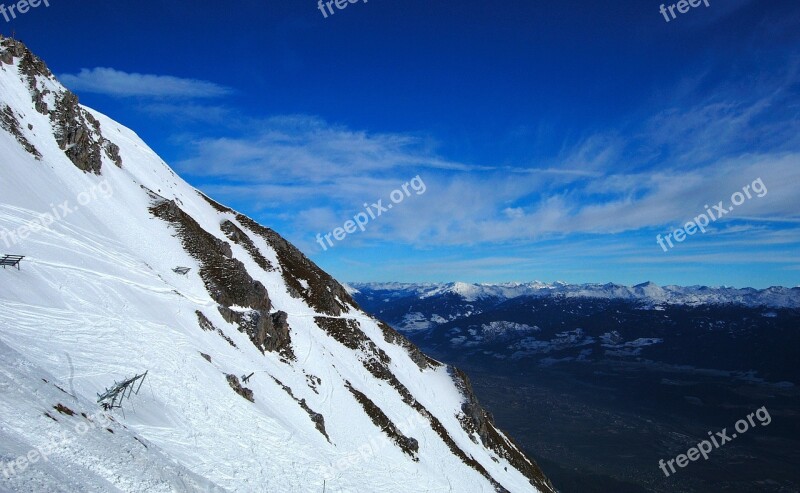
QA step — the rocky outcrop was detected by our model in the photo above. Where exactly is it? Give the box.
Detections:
[218,307,294,361]
[0,35,122,173]
[220,219,274,272]
[226,374,254,402]
[377,321,441,371]
[315,316,512,491]
[268,311,293,357]
[51,93,103,173]
[195,310,237,348]
[314,317,392,381]
[272,376,329,441]
[151,199,296,359]
[451,367,556,493]
[345,381,419,459]
[235,214,356,316]
[152,200,270,312]
[0,104,41,159]
[197,194,359,318]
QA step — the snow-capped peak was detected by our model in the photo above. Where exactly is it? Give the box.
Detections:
[351,281,800,308]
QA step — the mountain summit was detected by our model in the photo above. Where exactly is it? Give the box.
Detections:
[0,37,554,493]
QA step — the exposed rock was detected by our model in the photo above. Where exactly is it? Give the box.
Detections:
[236,214,356,316]
[450,367,556,493]
[345,381,419,459]
[53,403,76,416]
[0,37,51,115]
[52,92,103,173]
[104,140,122,167]
[221,219,274,272]
[1,36,122,173]
[226,374,254,402]
[268,310,294,359]
[0,38,18,65]
[313,316,506,488]
[305,374,322,394]
[196,310,237,348]
[377,321,441,370]
[272,377,329,441]
[1,104,41,159]
[11,37,52,95]
[198,192,233,213]
[196,310,215,332]
[200,192,360,318]
[152,200,296,358]
[217,307,294,360]
[314,317,391,380]
[152,200,271,312]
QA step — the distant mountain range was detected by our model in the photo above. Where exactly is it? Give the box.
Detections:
[347,281,800,375]
[348,280,800,492]
[347,281,800,314]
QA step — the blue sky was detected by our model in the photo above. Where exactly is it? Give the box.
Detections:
[4,0,799,287]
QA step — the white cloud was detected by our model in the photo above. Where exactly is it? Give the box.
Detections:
[503,207,525,219]
[60,68,232,99]
[173,111,800,250]
[132,60,800,254]
[173,114,495,186]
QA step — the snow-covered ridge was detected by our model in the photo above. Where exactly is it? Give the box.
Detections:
[350,281,800,308]
[0,37,554,493]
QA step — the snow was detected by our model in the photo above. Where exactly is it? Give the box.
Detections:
[352,281,800,308]
[0,339,225,493]
[0,42,546,493]
[399,312,434,331]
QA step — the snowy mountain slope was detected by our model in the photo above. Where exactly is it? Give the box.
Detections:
[0,37,554,493]
[349,281,800,308]
[0,339,225,493]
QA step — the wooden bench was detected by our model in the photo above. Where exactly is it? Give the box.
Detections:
[0,255,24,270]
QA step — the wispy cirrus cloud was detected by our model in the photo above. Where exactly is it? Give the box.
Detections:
[174,108,800,250]
[60,68,232,99]
[174,114,496,182]
[108,55,799,286]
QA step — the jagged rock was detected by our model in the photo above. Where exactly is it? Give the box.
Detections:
[315,317,392,379]
[152,200,270,312]
[152,200,297,358]
[0,47,13,65]
[53,92,103,173]
[1,104,41,159]
[450,367,555,493]
[226,374,254,402]
[104,141,122,167]
[196,310,237,348]
[377,321,441,370]
[194,310,213,331]
[235,214,356,316]
[1,36,122,172]
[268,311,292,353]
[216,306,294,359]
[272,376,330,441]
[220,219,274,272]
[345,382,419,459]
